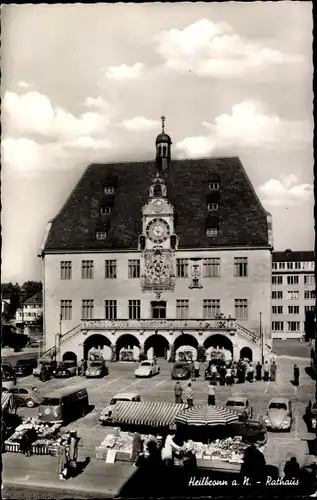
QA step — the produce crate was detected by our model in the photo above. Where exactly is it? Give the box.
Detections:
[115,451,131,462]
[5,441,20,453]
[95,446,108,460]
[31,444,50,455]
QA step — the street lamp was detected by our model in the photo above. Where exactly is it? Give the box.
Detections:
[260,312,264,364]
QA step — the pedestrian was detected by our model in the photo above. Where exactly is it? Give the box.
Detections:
[39,363,47,382]
[240,444,266,485]
[211,364,217,385]
[69,430,80,472]
[225,366,232,385]
[219,365,226,386]
[161,433,182,467]
[284,456,300,480]
[255,362,262,381]
[131,432,143,467]
[270,361,277,382]
[174,382,183,404]
[247,363,254,383]
[58,441,70,480]
[79,359,85,376]
[293,364,300,386]
[194,360,200,378]
[20,430,32,457]
[184,382,194,408]
[263,361,270,382]
[208,382,215,405]
[191,363,196,381]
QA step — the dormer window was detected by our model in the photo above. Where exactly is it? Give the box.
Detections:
[206,228,218,237]
[96,231,107,240]
[207,203,218,212]
[209,182,220,191]
[104,186,114,195]
[100,207,111,215]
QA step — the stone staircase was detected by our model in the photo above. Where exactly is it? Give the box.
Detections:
[236,323,261,346]
[60,324,84,345]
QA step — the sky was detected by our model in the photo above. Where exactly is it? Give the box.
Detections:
[1,2,314,283]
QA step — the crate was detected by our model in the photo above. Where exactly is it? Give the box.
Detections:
[115,451,131,462]
[31,444,49,455]
[95,446,108,460]
[5,441,20,453]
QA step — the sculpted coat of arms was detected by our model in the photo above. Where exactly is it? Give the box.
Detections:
[141,249,175,291]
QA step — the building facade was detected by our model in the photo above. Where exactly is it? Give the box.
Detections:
[39,121,273,363]
[15,291,43,326]
[272,250,315,339]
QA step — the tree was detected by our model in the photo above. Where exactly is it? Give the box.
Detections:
[1,282,21,320]
[20,281,42,302]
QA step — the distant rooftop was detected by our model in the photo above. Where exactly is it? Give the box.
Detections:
[24,291,43,305]
[272,250,315,262]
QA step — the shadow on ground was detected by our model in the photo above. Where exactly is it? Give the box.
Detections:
[305,366,316,380]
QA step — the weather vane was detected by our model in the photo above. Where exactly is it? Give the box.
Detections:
[161,115,166,133]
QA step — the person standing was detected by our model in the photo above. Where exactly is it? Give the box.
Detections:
[79,359,85,376]
[194,360,200,378]
[131,432,143,467]
[161,433,182,467]
[219,364,226,386]
[58,440,71,480]
[255,362,262,381]
[191,363,196,381]
[39,363,47,382]
[208,382,215,405]
[247,363,254,383]
[263,361,270,382]
[284,456,300,480]
[293,365,300,386]
[174,382,183,404]
[225,366,232,385]
[270,361,277,382]
[69,430,80,471]
[211,364,217,385]
[184,383,194,408]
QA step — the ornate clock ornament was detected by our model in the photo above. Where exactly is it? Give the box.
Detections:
[152,199,164,214]
[146,218,170,244]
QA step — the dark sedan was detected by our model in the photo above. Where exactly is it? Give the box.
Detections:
[53,360,77,378]
[171,361,191,380]
[14,358,38,376]
[230,419,268,445]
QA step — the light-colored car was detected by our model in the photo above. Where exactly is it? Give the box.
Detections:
[99,392,141,423]
[225,396,253,419]
[134,360,160,378]
[10,386,41,408]
[85,360,108,378]
[263,398,293,432]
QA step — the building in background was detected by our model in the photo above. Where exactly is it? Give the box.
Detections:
[15,291,43,326]
[272,250,315,339]
[38,119,273,363]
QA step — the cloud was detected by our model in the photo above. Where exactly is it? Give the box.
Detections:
[1,137,60,172]
[83,96,111,111]
[259,174,313,207]
[17,81,33,89]
[64,136,111,150]
[175,100,311,158]
[155,19,302,77]
[103,62,144,80]
[120,116,160,132]
[2,91,112,141]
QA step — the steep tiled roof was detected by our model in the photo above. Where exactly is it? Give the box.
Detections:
[44,157,269,252]
[24,291,43,305]
[273,250,315,262]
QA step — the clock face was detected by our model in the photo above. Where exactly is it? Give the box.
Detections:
[146,218,170,243]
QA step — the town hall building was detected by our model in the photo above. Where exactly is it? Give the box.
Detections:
[38,118,273,363]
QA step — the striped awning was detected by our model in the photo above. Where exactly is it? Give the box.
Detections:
[175,405,239,426]
[2,392,13,411]
[111,401,187,428]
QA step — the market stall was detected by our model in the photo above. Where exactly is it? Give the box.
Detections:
[4,417,63,455]
[96,428,163,462]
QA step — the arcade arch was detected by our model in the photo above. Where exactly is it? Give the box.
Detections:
[144,334,169,359]
[116,334,140,361]
[240,346,253,362]
[83,334,111,360]
[62,351,77,363]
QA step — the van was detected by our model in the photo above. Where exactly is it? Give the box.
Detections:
[2,366,17,390]
[38,387,89,424]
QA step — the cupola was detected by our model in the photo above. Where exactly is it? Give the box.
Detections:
[156,115,172,172]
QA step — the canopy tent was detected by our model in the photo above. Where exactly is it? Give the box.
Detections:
[175,405,239,426]
[2,392,16,413]
[111,401,187,428]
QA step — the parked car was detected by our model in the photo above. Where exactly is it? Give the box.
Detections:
[263,398,293,432]
[9,386,41,408]
[135,360,160,378]
[14,358,38,377]
[53,360,77,378]
[33,359,57,377]
[99,392,141,423]
[171,361,192,380]
[225,396,253,419]
[230,419,267,445]
[85,360,108,378]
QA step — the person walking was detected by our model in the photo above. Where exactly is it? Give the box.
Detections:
[184,382,194,408]
[174,382,183,404]
[131,432,143,467]
[211,364,217,385]
[270,361,277,382]
[263,361,270,382]
[293,364,300,386]
[255,362,262,381]
[58,439,71,480]
[208,382,215,405]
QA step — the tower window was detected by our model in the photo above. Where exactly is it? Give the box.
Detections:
[104,186,114,195]
[209,182,220,191]
[100,207,111,215]
[207,203,219,212]
[151,301,166,319]
[206,228,218,237]
[96,231,107,240]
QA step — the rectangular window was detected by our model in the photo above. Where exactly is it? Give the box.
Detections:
[128,260,140,278]
[176,300,189,319]
[105,260,117,279]
[207,203,219,212]
[235,299,248,320]
[203,258,220,277]
[287,321,300,332]
[287,290,299,300]
[272,275,283,285]
[272,291,283,300]
[305,306,315,313]
[272,262,278,270]
[128,300,141,320]
[104,186,114,194]
[279,262,285,270]
[304,290,316,299]
[206,228,218,237]
[82,300,94,320]
[234,257,248,277]
[96,231,107,240]
[272,321,284,332]
[176,259,189,278]
[287,262,293,270]
[60,261,72,280]
[294,262,301,269]
[203,299,221,319]
[272,306,283,315]
[288,306,299,314]
[304,275,315,285]
[82,260,94,279]
[60,300,72,320]
[100,207,111,215]
[287,275,299,285]
[151,301,166,319]
[208,181,220,190]
[105,300,117,320]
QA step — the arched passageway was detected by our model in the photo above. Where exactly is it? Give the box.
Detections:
[116,334,140,361]
[204,334,233,353]
[144,334,169,358]
[240,346,253,362]
[83,334,111,360]
[173,334,198,361]
[62,351,77,363]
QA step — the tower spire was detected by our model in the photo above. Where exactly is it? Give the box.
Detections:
[161,115,166,133]
[156,116,172,173]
